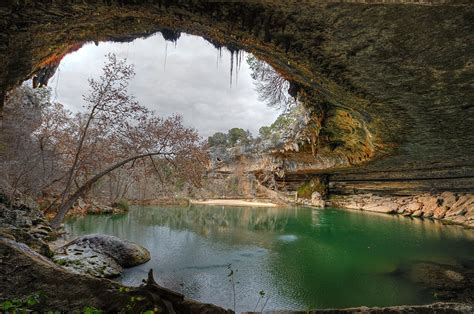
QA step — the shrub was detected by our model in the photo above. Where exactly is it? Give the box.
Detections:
[297,178,327,199]
[112,199,129,212]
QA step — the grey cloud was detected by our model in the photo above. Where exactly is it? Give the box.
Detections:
[48,33,280,138]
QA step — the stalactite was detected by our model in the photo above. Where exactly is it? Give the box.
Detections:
[229,50,234,87]
[163,42,168,71]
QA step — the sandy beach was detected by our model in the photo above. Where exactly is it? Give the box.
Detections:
[190,199,279,207]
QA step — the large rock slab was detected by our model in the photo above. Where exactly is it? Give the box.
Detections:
[53,234,150,278]
[362,200,398,214]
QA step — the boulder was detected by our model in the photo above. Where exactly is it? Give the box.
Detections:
[394,261,473,303]
[440,192,458,208]
[0,237,230,312]
[466,209,474,221]
[402,202,422,214]
[416,195,439,217]
[445,194,473,217]
[342,199,362,210]
[363,200,398,214]
[449,215,468,225]
[53,244,123,278]
[423,210,434,218]
[54,234,150,278]
[433,206,449,219]
[310,191,325,208]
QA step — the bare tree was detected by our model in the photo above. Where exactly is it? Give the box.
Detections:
[57,53,145,217]
[247,55,296,112]
[49,54,206,228]
[1,54,207,228]
[0,86,52,200]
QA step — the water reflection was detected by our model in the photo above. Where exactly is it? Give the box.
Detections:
[68,205,294,249]
[65,206,474,312]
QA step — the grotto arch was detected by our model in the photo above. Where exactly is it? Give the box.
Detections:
[1,0,473,195]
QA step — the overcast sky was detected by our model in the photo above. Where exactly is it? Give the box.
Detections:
[47,33,281,138]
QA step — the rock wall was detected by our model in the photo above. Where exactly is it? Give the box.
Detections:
[1,0,473,196]
[331,191,474,228]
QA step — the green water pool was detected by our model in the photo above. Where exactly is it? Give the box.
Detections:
[65,205,474,312]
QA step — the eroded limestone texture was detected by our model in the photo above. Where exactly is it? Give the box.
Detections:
[331,192,474,228]
[53,234,150,278]
[0,0,473,195]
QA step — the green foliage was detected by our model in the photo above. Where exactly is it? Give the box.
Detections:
[112,199,129,211]
[297,178,326,199]
[270,114,293,131]
[270,133,281,146]
[1,292,42,311]
[259,126,272,140]
[208,132,228,147]
[227,128,250,146]
[175,178,185,191]
[123,294,148,312]
[83,306,102,314]
[1,300,14,311]
[118,287,130,293]
[1,293,103,313]
[257,113,296,146]
[209,128,253,148]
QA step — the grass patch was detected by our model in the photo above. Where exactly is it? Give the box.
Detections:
[297,178,326,199]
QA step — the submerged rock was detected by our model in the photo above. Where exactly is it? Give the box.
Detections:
[394,261,474,304]
[54,234,150,278]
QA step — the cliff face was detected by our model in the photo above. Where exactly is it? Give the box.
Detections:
[1,0,473,195]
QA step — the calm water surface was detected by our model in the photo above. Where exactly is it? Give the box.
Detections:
[65,205,474,312]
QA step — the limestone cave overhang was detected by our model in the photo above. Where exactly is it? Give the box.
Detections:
[0,0,473,194]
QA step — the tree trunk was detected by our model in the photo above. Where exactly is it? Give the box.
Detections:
[50,152,170,228]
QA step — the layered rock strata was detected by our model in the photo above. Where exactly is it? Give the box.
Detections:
[0,0,473,194]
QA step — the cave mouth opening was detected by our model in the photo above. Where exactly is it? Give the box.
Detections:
[27,31,292,141]
[3,29,315,208]
[5,27,380,206]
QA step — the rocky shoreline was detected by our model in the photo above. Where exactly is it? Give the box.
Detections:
[330,192,474,229]
[0,189,231,312]
[1,184,473,312]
